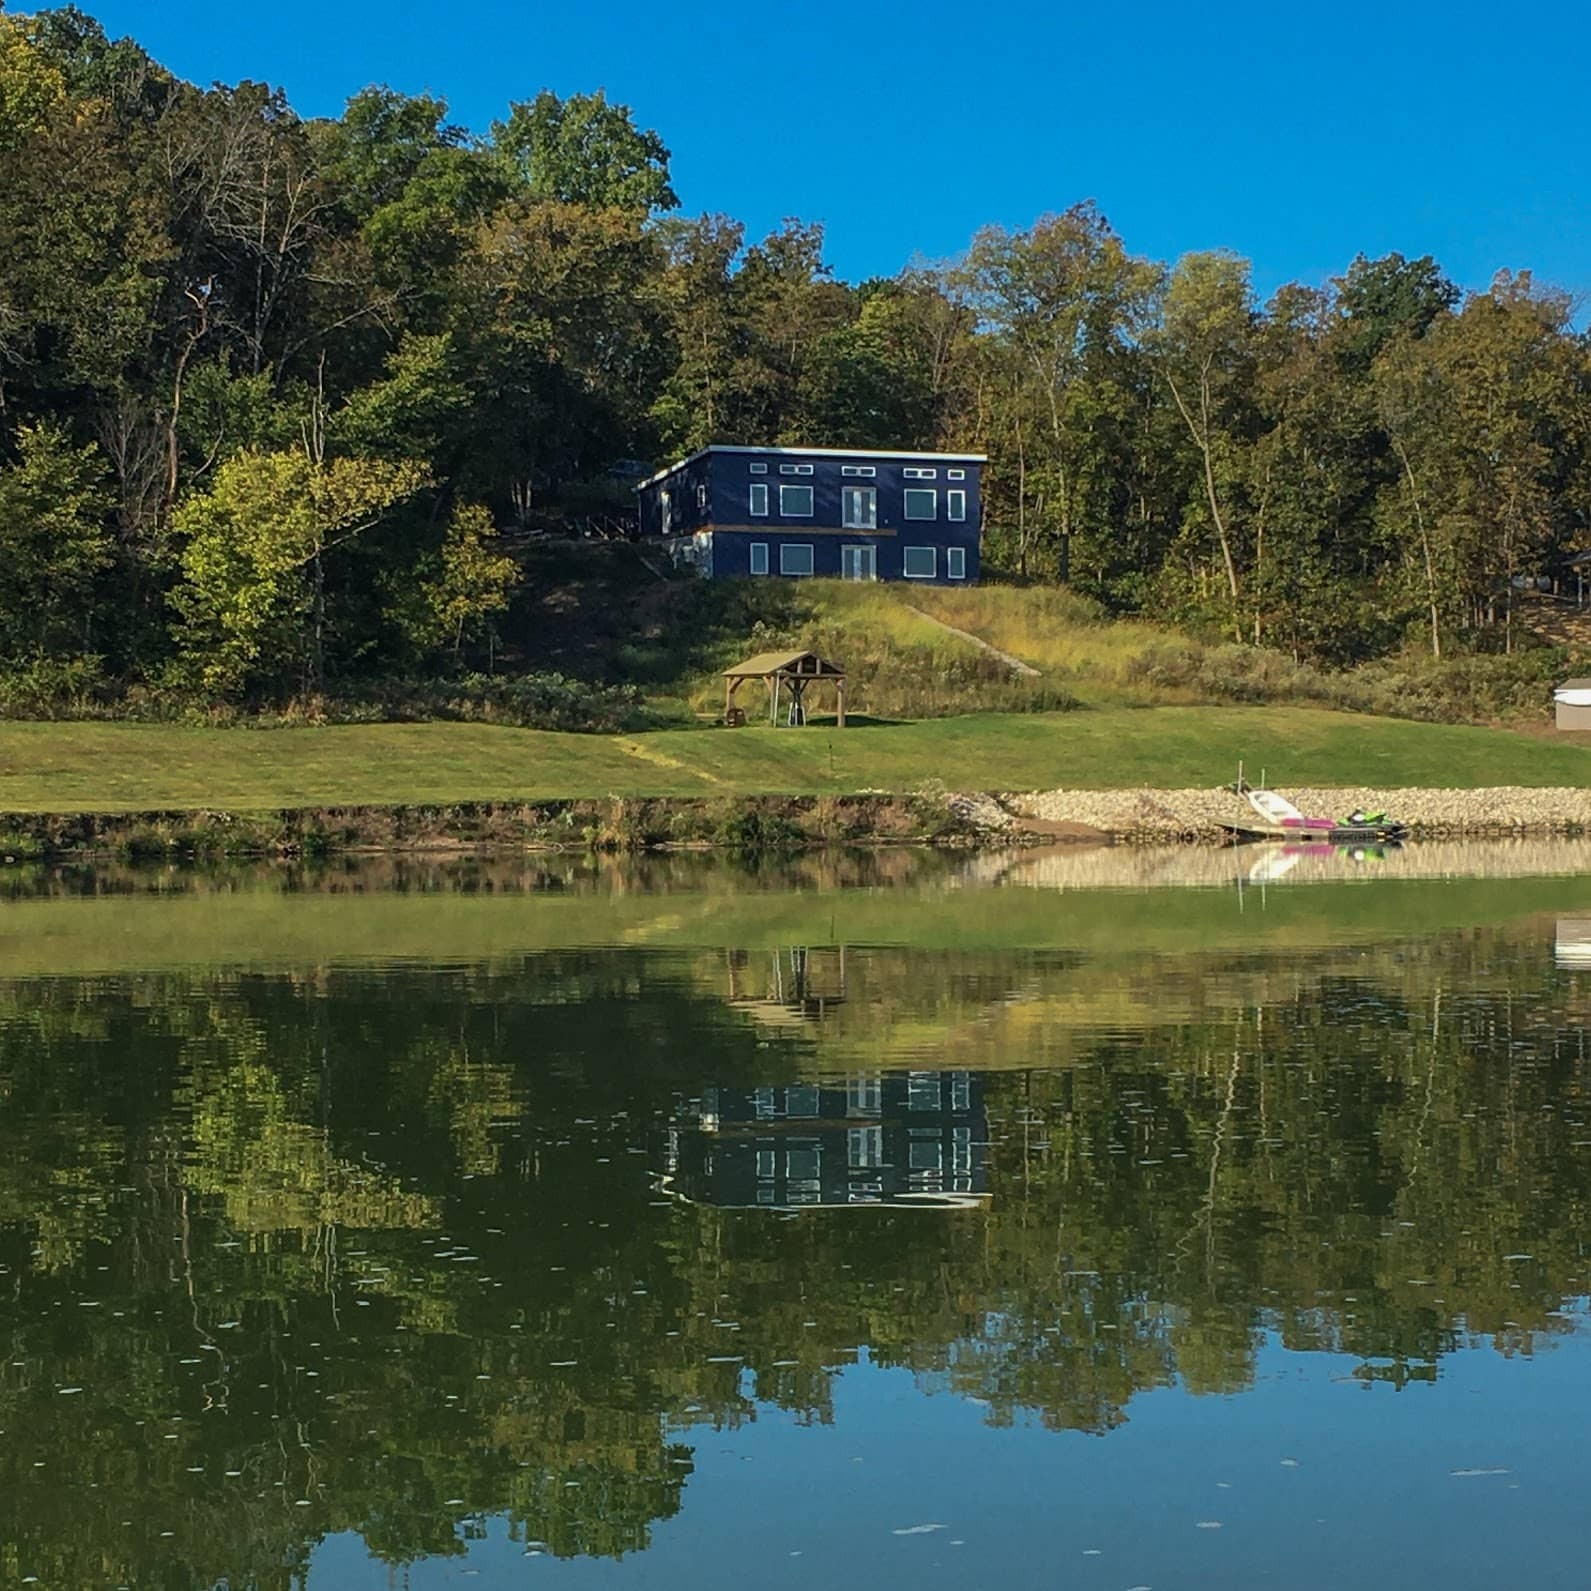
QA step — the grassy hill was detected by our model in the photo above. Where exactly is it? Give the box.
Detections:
[3,545,1584,817]
[510,543,1570,727]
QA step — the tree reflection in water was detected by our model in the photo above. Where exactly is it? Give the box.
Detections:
[0,912,1588,1587]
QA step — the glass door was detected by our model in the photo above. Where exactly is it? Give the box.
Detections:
[841,545,877,581]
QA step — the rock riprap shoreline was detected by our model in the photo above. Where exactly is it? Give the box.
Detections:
[952,786,1591,843]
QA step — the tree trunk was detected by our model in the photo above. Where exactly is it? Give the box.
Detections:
[1166,362,1240,612]
[1392,437,1441,660]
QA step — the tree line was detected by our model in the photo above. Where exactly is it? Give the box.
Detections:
[2,4,1588,709]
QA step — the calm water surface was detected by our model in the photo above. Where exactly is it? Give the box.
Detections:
[3,847,1591,1589]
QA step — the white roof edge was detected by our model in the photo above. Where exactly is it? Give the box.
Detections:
[635,444,988,491]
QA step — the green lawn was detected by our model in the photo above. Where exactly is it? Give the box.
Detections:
[1,706,1589,814]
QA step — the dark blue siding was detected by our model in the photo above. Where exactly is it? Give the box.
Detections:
[711,530,978,585]
[638,446,983,584]
[636,453,713,538]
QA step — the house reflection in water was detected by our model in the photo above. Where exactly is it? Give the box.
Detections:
[662,1072,990,1210]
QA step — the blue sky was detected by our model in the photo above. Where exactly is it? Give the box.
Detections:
[86,0,1589,305]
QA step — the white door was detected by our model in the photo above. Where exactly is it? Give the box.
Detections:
[841,545,876,581]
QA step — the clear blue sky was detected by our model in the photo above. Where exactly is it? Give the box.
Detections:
[86,0,1590,305]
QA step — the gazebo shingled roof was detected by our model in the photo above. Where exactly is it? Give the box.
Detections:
[722,649,845,679]
[721,649,847,726]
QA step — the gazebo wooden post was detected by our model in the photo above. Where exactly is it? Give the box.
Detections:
[836,677,846,728]
[769,673,780,725]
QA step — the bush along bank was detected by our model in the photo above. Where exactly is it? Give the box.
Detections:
[0,793,985,862]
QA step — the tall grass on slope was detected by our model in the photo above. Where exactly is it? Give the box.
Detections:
[682,579,1079,721]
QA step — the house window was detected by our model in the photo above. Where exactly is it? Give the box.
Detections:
[903,467,938,479]
[780,543,815,576]
[660,489,674,535]
[947,489,966,521]
[779,463,814,475]
[841,485,877,529]
[947,546,966,580]
[750,542,769,575]
[750,482,769,516]
[696,484,708,510]
[947,468,966,480]
[904,488,936,520]
[847,1074,882,1115]
[848,1126,884,1169]
[903,546,938,579]
[785,1085,820,1117]
[779,484,814,516]
[841,465,876,477]
[749,462,768,474]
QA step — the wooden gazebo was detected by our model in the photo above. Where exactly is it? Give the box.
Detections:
[722,649,847,727]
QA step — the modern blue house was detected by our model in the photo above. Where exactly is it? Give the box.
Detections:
[635,445,985,584]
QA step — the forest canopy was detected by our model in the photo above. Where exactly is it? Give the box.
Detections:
[1,3,1588,712]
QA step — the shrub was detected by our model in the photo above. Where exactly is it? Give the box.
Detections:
[0,654,112,718]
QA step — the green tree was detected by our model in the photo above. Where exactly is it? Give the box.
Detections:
[411,501,521,666]
[961,204,1160,581]
[0,421,111,659]
[172,445,427,697]
[1153,251,1257,623]
[493,89,677,213]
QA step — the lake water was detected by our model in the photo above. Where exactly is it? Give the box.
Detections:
[3,845,1591,1589]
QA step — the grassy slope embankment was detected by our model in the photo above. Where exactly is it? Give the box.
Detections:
[4,553,1587,817]
[2,706,1590,814]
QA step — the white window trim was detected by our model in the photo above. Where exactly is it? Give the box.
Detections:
[904,467,938,479]
[696,484,708,509]
[947,546,966,580]
[750,542,769,575]
[780,543,815,576]
[947,468,966,480]
[841,485,877,530]
[779,483,814,516]
[749,462,768,474]
[779,463,814,475]
[749,482,769,516]
[903,546,938,579]
[904,487,937,520]
[841,465,877,477]
[947,489,966,522]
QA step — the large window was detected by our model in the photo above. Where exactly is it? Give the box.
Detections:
[780,543,815,576]
[841,485,876,529]
[903,546,938,579]
[904,488,937,520]
[947,546,966,580]
[947,489,966,521]
[749,482,768,516]
[779,484,814,516]
[749,542,769,575]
